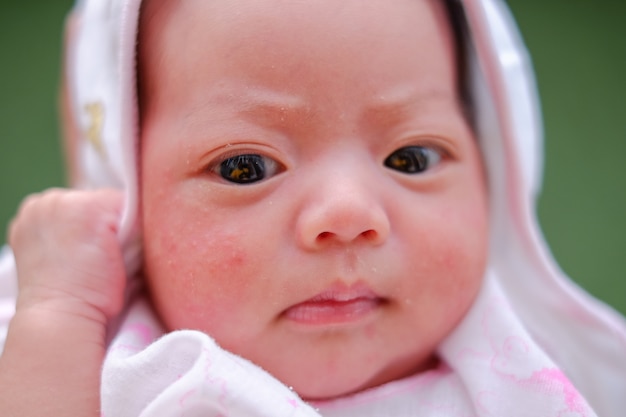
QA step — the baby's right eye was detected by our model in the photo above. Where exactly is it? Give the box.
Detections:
[212,153,283,184]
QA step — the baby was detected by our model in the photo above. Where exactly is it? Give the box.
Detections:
[139,0,488,399]
[1,0,625,416]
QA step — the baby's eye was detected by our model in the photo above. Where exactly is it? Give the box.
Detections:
[214,153,283,184]
[384,146,442,174]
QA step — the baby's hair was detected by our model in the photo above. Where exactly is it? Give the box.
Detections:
[135,0,154,133]
[444,0,475,129]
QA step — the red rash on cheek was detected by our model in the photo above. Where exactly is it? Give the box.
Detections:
[172,229,251,289]
[144,209,260,332]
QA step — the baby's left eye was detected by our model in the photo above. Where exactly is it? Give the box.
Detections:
[384,146,442,174]
[214,153,283,184]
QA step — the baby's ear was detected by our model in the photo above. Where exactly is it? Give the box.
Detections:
[59,10,82,188]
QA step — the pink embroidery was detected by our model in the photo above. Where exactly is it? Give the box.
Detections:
[476,390,497,417]
[525,369,590,417]
[453,296,593,417]
[477,368,591,416]
[195,348,233,413]
[179,389,196,407]
[204,375,230,410]
[491,336,531,379]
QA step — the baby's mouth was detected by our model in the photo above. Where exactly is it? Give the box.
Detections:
[282,283,385,326]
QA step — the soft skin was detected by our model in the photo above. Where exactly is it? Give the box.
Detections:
[0,189,126,416]
[139,0,489,400]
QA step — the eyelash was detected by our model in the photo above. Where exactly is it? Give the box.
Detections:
[210,145,443,184]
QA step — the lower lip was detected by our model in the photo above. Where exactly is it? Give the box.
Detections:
[282,298,382,326]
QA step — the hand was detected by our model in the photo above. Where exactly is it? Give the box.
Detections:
[0,188,127,417]
[8,187,126,327]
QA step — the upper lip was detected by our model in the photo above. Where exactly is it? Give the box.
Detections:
[289,281,382,306]
[306,283,378,303]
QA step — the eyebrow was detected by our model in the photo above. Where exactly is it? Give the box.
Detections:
[361,85,466,130]
[195,84,310,122]
[366,84,460,113]
[186,83,463,130]
[238,98,313,130]
[178,84,317,137]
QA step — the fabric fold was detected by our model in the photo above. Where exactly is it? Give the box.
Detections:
[102,298,321,417]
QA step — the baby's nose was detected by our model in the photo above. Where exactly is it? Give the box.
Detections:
[295,176,390,250]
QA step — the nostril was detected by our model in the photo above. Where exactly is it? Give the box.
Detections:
[361,229,378,241]
[315,229,379,245]
[317,231,333,242]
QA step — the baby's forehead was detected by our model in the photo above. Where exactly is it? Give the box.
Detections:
[136,0,474,180]
[139,0,455,46]
[137,0,460,109]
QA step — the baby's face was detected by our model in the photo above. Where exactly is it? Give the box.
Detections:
[139,0,488,400]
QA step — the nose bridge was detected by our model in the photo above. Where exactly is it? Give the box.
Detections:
[296,153,391,248]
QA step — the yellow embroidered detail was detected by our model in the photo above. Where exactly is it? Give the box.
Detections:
[84,102,106,158]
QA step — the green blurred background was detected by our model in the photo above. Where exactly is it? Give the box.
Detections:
[0,1,624,314]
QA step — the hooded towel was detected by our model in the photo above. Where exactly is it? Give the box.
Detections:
[1,0,625,416]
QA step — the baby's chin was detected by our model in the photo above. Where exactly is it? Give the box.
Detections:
[276,353,439,402]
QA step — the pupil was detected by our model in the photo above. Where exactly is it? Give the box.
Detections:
[385,147,428,173]
[220,155,266,183]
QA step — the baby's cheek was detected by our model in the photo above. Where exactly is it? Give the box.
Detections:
[147,224,260,334]
[404,202,487,323]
